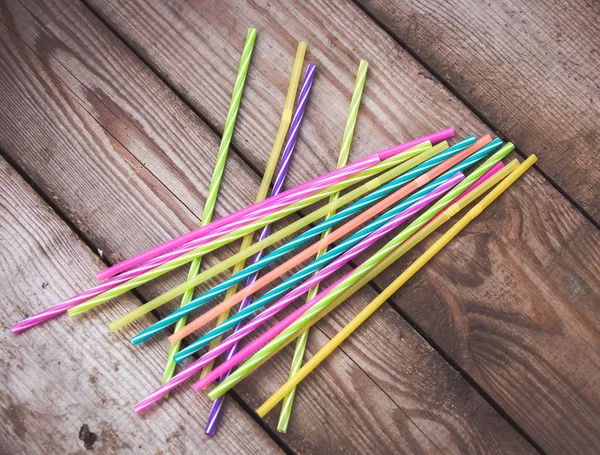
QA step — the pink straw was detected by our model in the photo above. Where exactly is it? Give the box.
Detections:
[98,129,453,281]
[12,130,453,333]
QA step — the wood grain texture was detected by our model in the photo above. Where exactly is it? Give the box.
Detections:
[0,158,282,454]
[355,0,600,222]
[0,1,536,454]
[77,0,600,453]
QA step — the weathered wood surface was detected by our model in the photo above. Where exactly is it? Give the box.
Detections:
[0,1,538,454]
[78,0,600,454]
[0,158,282,454]
[356,0,600,223]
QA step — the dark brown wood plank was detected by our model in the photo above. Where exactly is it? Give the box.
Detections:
[0,1,536,453]
[0,160,282,454]
[77,1,600,454]
[355,0,600,222]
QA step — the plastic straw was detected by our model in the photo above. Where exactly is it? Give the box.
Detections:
[204,62,315,436]
[62,141,432,319]
[96,129,454,282]
[157,27,258,386]
[185,143,515,394]
[132,157,514,413]
[176,153,506,357]
[108,141,437,333]
[12,134,444,332]
[278,59,367,432]
[254,156,537,417]
[168,137,491,343]
[201,58,311,380]
[129,136,491,343]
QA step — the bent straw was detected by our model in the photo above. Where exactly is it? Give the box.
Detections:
[202,61,362,378]
[158,27,258,386]
[96,129,453,282]
[173,174,463,361]
[204,63,315,436]
[63,140,433,319]
[255,156,536,417]
[129,137,494,343]
[278,59,367,432]
[186,143,515,392]
[206,161,515,401]
[164,42,307,386]
[168,136,491,343]
[132,157,513,413]
[109,141,438,333]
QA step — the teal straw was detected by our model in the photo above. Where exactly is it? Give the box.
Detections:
[162,27,257,386]
[132,136,484,345]
[174,175,451,361]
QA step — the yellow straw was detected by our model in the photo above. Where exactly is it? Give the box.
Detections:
[200,42,307,377]
[255,155,537,417]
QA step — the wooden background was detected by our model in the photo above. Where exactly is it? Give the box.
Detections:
[1,0,598,453]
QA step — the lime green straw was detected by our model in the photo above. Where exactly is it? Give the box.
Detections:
[161,28,257,386]
[206,142,515,399]
[277,59,368,432]
[199,41,307,377]
[68,141,433,318]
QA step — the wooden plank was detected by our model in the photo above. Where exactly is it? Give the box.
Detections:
[354,0,600,222]
[0,1,537,453]
[76,0,600,453]
[0,159,282,454]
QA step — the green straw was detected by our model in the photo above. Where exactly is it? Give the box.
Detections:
[278,59,368,433]
[68,141,433,317]
[199,41,307,377]
[206,142,515,399]
[162,28,257,386]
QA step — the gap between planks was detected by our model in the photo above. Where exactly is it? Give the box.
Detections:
[351,0,600,231]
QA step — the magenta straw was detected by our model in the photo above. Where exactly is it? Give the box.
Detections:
[12,129,453,334]
[205,64,316,436]
[132,173,462,413]
[97,128,454,281]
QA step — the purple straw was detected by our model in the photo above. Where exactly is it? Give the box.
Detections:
[205,64,316,435]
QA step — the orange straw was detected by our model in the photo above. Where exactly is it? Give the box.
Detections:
[168,135,491,343]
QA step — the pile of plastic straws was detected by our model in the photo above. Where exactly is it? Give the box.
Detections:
[12,28,537,436]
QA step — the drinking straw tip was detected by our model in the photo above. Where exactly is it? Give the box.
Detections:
[131,333,145,345]
[107,321,119,332]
